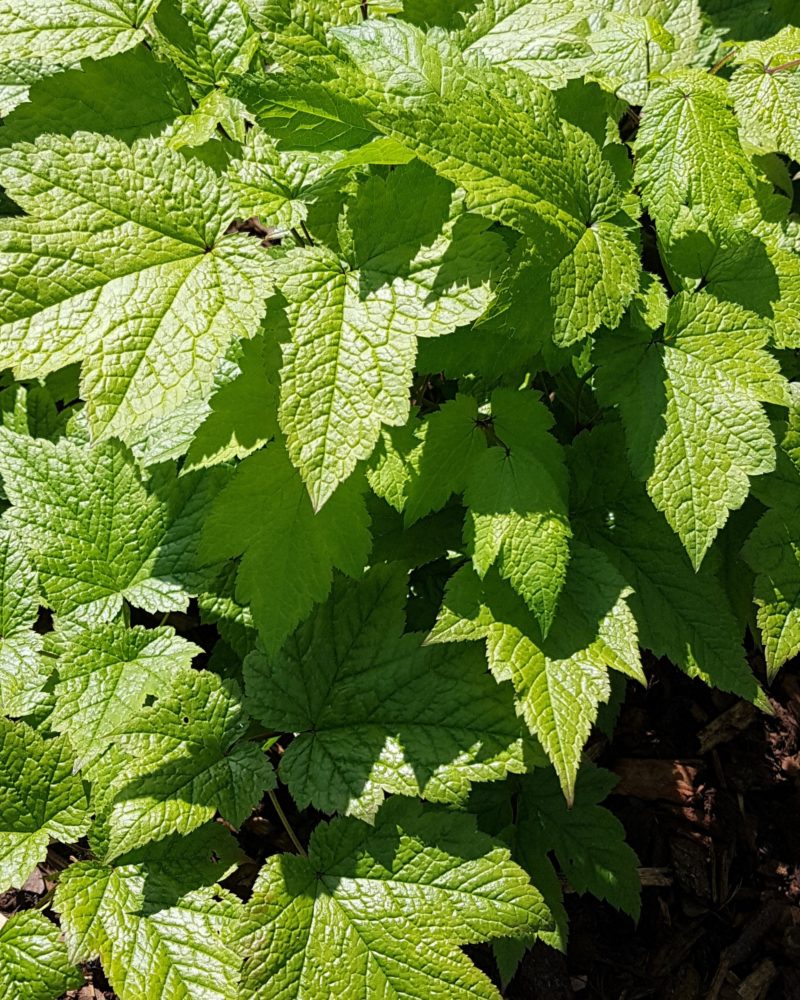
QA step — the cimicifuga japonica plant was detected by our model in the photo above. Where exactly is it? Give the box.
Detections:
[0,0,799,997]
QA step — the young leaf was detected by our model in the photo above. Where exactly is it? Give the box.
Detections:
[277,161,504,506]
[0,132,275,440]
[55,826,245,1000]
[244,565,534,821]
[201,444,371,650]
[50,622,201,768]
[595,293,787,567]
[0,720,90,891]
[0,910,82,1000]
[430,543,644,801]
[239,798,554,1000]
[97,669,275,859]
[0,429,223,622]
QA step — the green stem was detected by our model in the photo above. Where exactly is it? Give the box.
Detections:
[268,789,307,857]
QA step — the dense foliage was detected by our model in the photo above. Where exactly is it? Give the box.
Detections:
[1,0,799,996]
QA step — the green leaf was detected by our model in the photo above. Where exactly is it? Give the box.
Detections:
[516,763,641,919]
[635,70,759,255]
[743,509,800,680]
[366,393,486,523]
[595,293,787,568]
[277,160,505,506]
[464,389,572,636]
[244,565,533,821]
[0,719,90,891]
[98,669,275,858]
[183,331,280,471]
[154,0,258,88]
[0,910,82,1000]
[0,429,223,621]
[201,444,371,650]
[731,27,800,161]
[1,47,192,145]
[239,798,554,1000]
[228,129,343,230]
[0,522,47,718]
[50,621,201,768]
[55,826,245,1000]
[335,19,588,247]
[430,543,643,801]
[570,424,763,701]
[0,0,159,64]
[0,132,274,441]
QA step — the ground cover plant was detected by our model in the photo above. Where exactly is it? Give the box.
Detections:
[0,0,799,997]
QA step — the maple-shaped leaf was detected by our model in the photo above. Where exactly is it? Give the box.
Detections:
[743,509,800,681]
[55,826,245,1000]
[730,27,800,162]
[0,0,158,65]
[570,424,763,702]
[50,621,201,768]
[96,669,275,859]
[228,129,344,231]
[0,910,82,1000]
[201,443,371,651]
[0,719,90,891]
[367,393,486,523]
[0,429,224,622]
[0,522,47,717]
[452,0,706,103]
[239,798,554,1000]
[635,70,758,256]
[0,132,274,441]
[244,564,534,821]
[430,543,644,801]
[595,293,788,568]
[516,763,641,919]
[464,389,572,637]
[154,0,258,89]
[335,18,641,342]
[277,159,505,507]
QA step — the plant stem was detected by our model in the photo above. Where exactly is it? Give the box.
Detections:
[767,57,800,75]
[290,227,306,247]
[300,219,315,246]
[268,789,307,857]
[709,49,736,75]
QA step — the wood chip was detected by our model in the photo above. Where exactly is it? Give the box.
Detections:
[613,758,700,804]
[737,959,778,1000]
[698,702,758,754]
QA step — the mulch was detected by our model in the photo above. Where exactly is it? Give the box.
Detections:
[5,649,799,1000]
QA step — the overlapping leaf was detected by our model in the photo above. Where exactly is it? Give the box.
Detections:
[0,910,81,1000]
[244,565,533,821]
[595,293,788,567]
[0,132,275,441]
[430,543,644,800]
[55,826,245,1000]
[277,160,505,506]
[239,798,554,1000]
